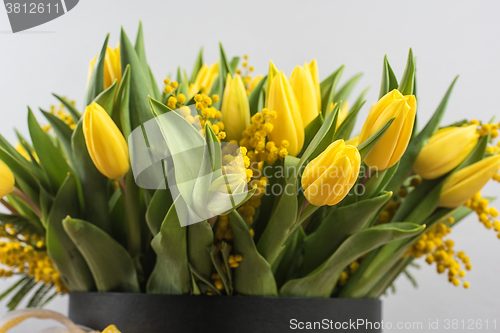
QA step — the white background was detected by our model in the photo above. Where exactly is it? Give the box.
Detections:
[1,0,500,332]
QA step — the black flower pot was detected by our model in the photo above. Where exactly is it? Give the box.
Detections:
[69,293,382,333]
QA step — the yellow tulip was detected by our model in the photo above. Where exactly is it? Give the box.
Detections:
[88,45,121,90]
[290,65,319,127]
[302,140,360,206]
[414,125,479,179]
[359,89,416,170]
[439,154,500,208]
[83,102,129,179]
[221,74,251,142]
[265,60,279,103]
[0,160,15,198]
[306,59,321,112]
[266,72,305,156]
[249,75,263,94]
[189,62,219,98]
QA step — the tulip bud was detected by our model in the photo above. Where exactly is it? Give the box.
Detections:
[302,140,360,206]
[359,89,416,170]
[83,102,130,179]
[290,66,320,127]
[439,154,500,208]
[266,72,305,156]
[265,60,279,103]
[189,62,219,98]
[221,74,251,142]
[414,125,479,179]
[88,45,121,90]
[346,135,359,147]
[306,59,321,112]
[0,160,15,198]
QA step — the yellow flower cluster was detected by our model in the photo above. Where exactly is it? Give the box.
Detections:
[465,191,500,239]
[0,239,68,293]
[191,94,227,141]
[338,260,361,286]
[221,146,252,183]
[240,109,289,166]
[407,217,470,288]
[163,79,187,110]
[470,119,500,138]
[237,177,269,227]
[236,55,262,95]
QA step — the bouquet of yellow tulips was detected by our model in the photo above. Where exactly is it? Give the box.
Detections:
[0,23,499,309]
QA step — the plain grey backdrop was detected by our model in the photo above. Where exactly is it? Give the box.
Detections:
[1,0,499,331]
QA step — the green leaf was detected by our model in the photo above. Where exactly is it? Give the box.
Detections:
[187,221,214,281]
[230,211,277,296]
[7,278,36,311]
[147,200,190,294]
[0,277,29,303]
[94,80,118,116]
[120,28,154,131]
[28,109,72,193]
[379,55,399,98]
[134,21,149,76]
[46,174,95,291]
[40,110,73,162]
[27,284,53,308]
[52,94,81,122]
[279,223,424,297]
[357,118,395,161]
[320,65,344,117]
[190,48,204,84]
[334,101,366,141]
[15,130,39,167]
[397,49,415,96]
[333,73,362,104]
[71,121,111,233]
[63,216,140,292]
[386,77,458,192]
[85,34,109,106]
[299,113,324,157]
[111,65,132,138]
[257,156,300,266]
[301,191,393,275]
[211,43,233,109]
[248,76,267,117]
[146,187,173,236]
[229,56,240,73]
[0,147,40,202]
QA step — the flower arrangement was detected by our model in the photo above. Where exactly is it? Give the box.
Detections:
[0,24,499,320]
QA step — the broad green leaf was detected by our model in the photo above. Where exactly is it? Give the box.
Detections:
[229,56,240,73]
[248,76,267,116]
[190,48,204,84]
[379,55,399,98]
[386,77,458,192]
[123,169,144,257]
[367,256,412,298]
[111,65,132,138]
[357,118,395,161]
[134,21,149,77]
[52,94,81,122]
[301,191,392,275]
[187,221,214,281]
[28,109,72,193]
[71,121,111,233]
[46,174,95,291]
[257,156,300,266]
[307,105,339,162]
[94,80,118,116]
[211,43,233,109]
[279,223,424,297]
[230,211,277,296]
[85,34,108,106]
[120,28,154,131]
[320,65,344,116]
[273,227,306,287]
[147,200,190,294]
[63,217,139,292]
[397,48,415,96]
